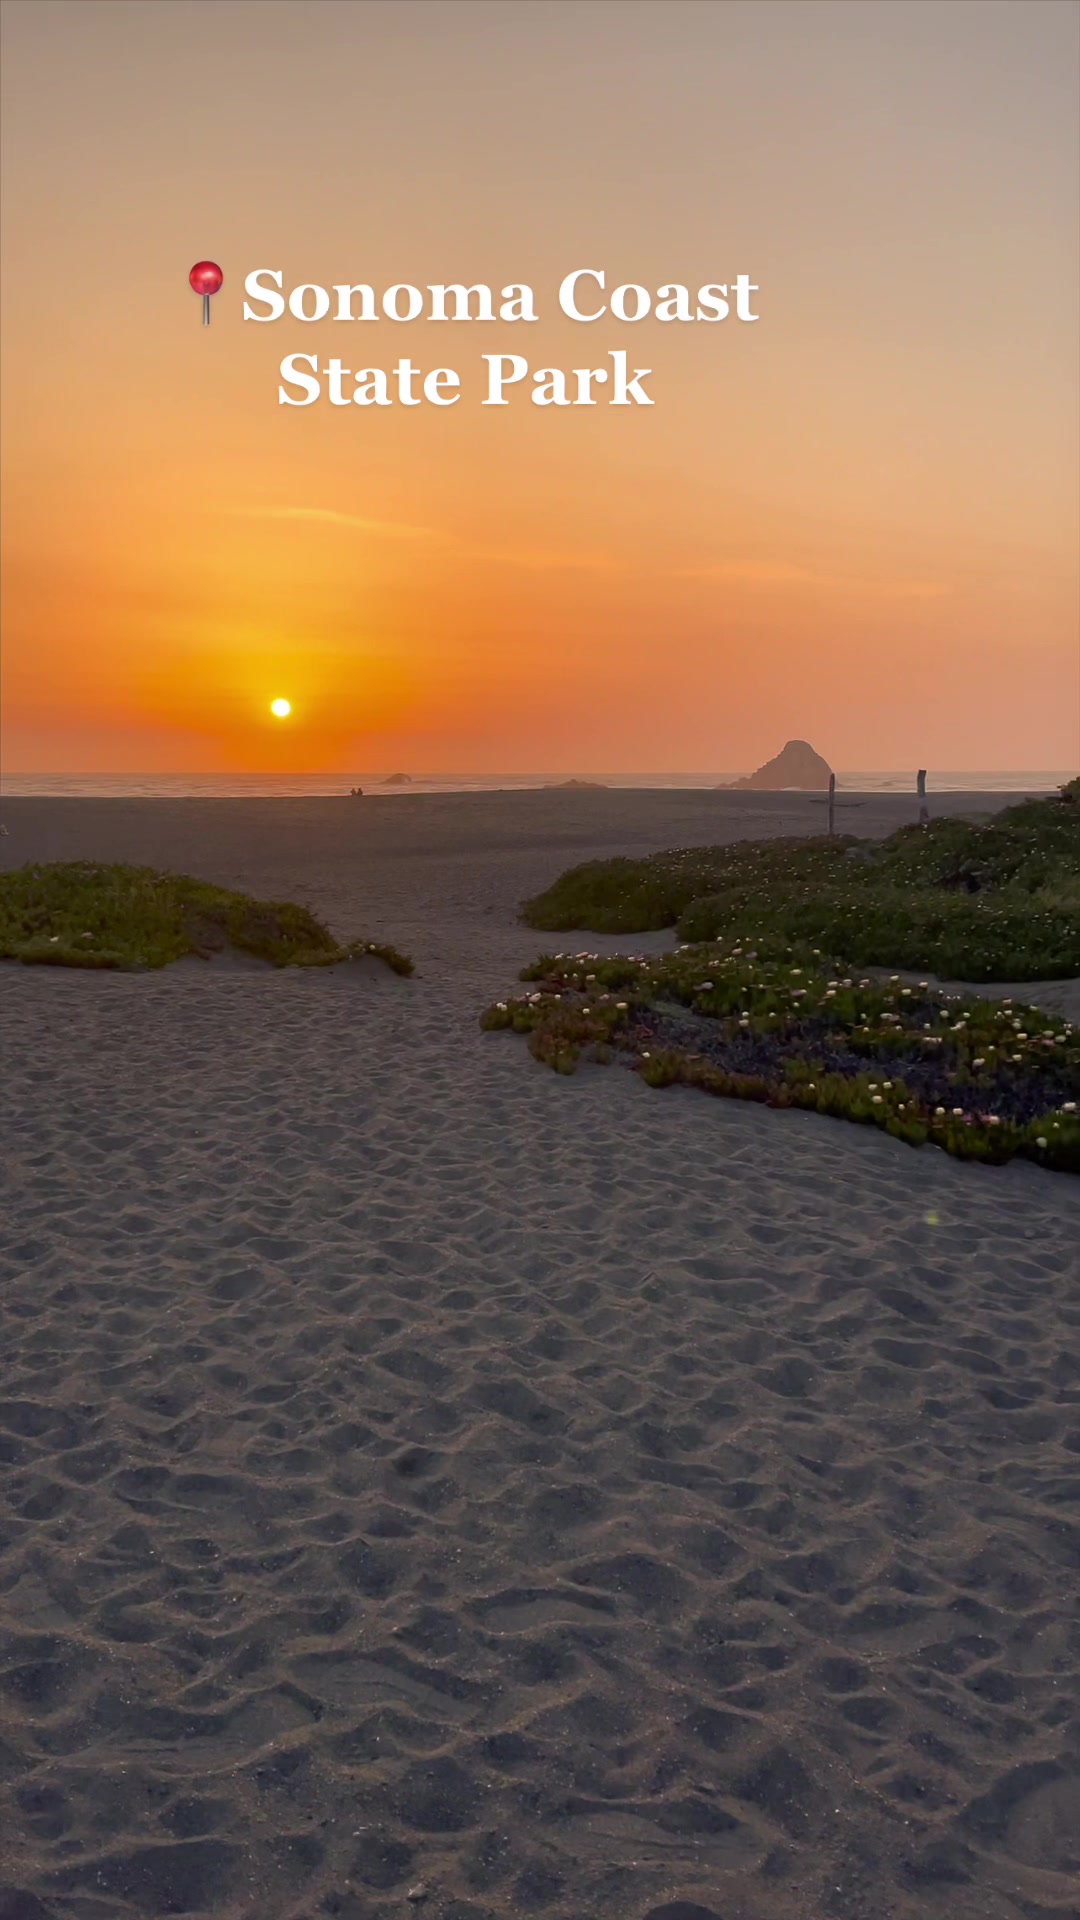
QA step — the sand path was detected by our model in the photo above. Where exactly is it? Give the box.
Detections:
[2,792,1078,1920]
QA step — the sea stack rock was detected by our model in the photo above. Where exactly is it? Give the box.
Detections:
[726,740,833,791]
[383,772,413,785]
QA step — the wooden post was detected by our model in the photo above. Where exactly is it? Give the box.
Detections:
[917,768,928,827]
[827,772,836,836]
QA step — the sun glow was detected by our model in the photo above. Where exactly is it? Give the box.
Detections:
[270,697,292,719]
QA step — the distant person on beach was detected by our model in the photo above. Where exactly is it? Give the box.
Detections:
[918,768,928,826]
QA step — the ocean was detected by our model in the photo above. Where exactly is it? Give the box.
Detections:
[0,771,1073,799]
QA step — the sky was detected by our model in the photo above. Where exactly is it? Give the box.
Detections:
[1,0,1078,777]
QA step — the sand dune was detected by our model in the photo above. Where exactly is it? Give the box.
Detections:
[2,790,1078,1920]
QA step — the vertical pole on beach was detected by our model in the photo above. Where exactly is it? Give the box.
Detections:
[917,768,928,827]
[827,773,836,836]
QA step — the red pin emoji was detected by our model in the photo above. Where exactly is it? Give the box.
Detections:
[189,260,223,325]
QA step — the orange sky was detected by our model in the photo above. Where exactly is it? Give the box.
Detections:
[2,0,1078,776]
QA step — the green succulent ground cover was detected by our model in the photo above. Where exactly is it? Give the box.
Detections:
[482,943,1079,1171]
[493,783,1080,1170]
[0,862,413,975]
[522,781,1080,982]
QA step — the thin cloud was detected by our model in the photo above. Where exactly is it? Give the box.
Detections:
[465,544,616,573]
[673,560,950,599]
[223,505,436,539]
[217,511,940,591]
[220,505,614,571]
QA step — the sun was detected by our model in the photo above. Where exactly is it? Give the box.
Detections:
[270,697,292,719]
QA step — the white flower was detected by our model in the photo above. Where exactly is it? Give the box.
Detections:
[1036,1136,1047,1149]
[872,1095,883,1104]
[1063,1101,1076,1113]
[973,1057,985,1067]
[952,1108,963,1116]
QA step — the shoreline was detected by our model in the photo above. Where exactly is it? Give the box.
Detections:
[0,784,1050,818]
[2,776,1070,802]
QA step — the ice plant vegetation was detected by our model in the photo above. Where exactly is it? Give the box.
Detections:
[0,863,414,975]
[521,781,1080,982]
[481,942,1079,1173]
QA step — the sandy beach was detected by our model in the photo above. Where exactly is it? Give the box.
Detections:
[2,787,1079,1920]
